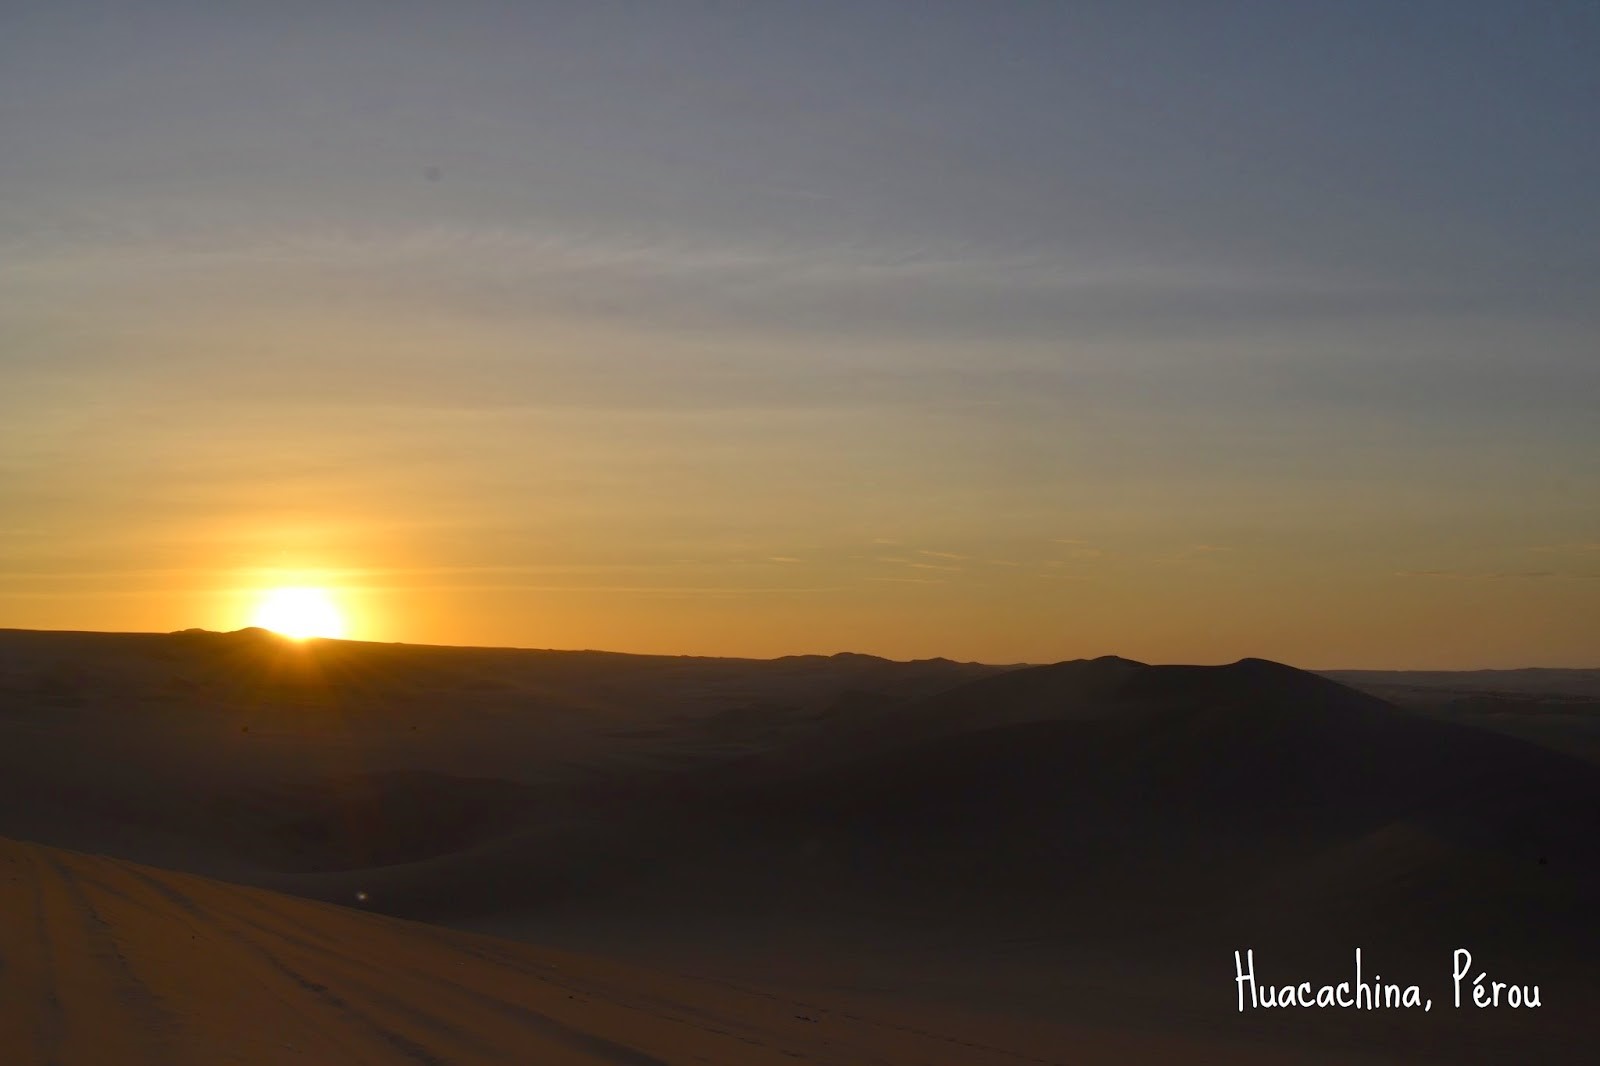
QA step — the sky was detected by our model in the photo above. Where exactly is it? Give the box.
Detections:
[2,1,1596,667]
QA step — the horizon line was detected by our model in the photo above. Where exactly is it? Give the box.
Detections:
[2,626,1595,675]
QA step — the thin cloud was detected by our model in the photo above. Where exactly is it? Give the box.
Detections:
[1394,569,1557,580]
[1049,539,1106,560]
[335,583,843,597]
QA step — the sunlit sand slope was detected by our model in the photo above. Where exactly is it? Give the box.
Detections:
[1,835,1394,1066]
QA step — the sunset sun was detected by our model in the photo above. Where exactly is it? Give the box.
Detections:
[250,587,347,640]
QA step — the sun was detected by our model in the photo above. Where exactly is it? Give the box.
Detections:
[250,587,348,640]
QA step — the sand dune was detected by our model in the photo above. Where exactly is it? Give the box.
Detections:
[2,629,1597,1063]
[0,628,1001,877]
[0,835,1423,1066]
[1325,667,1600,765]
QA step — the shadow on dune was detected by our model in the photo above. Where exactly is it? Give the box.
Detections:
[2,631,1597,1062]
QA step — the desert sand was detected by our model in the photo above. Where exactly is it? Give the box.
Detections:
[1,836,1431,1065]
[1,628,1596,1063]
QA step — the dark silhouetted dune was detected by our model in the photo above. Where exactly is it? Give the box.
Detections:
[2,629,1597,1063]
[1325,666,1600,765]
[542,657,1600,961]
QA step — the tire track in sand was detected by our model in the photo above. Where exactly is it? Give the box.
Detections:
[24,844,176,1066]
